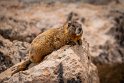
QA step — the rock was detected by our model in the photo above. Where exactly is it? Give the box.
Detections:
[90,10,124,83]
[0,40,99,83]
[96,63,124,83]
[1,0,124,82]
[0,15,40,43]
[92,10,124,64]
[0,35,30,73]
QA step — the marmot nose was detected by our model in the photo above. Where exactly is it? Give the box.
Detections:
[76,27,83,35]
[78,28,82,32]
[78,28,83,34]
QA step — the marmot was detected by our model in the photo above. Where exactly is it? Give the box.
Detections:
[12,20,83,74]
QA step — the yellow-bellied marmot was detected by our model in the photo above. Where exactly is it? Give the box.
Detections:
[12,20,83,74]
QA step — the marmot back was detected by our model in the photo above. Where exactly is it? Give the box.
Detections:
[29,21,83,63]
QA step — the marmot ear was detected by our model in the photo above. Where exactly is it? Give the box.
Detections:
[68,21,72,27]
[67,12,73,21]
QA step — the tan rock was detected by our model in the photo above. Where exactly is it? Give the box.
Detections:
[0,40,99,83]
[0,35,30,73]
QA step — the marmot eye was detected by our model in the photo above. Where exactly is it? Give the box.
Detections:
[72,24,75,27]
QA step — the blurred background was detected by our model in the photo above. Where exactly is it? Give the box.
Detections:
[0,0,124,83]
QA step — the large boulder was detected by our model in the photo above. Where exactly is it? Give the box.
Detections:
[0,40,99,83]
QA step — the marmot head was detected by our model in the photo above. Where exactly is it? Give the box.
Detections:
[67,21,83,36]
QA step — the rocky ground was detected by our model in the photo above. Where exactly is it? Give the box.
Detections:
[0,0,124,83]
